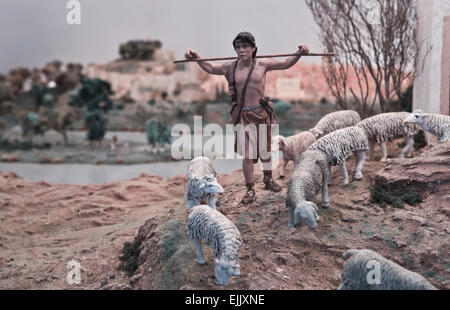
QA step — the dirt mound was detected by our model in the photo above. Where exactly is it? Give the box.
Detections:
[0,172,186,289]
[114,142,449,290]
[373,142,450,193]
[0,140,448,290]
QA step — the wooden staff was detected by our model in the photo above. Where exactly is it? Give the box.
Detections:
[173,52,335,64]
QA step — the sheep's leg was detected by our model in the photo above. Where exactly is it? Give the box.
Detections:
[280,158,288,179]
[208,196,217,210]
[368,141,375,160]
[327,164,333,185]
[233,256,241,276]
[321,182,330,208]
[287,199,295,227]
[399,136,414,158]
[188,200,196,209]
[354,151,366,180]
[193,239,206,264]
[380,142,388,162]
[339,162,349,185]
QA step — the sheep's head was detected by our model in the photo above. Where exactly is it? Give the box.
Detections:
[198,174,224,194]
[214,257,240,286]
[404,110,426,125]
[309,128,323,139]
[294,202,320,229]
[273,135,286,151]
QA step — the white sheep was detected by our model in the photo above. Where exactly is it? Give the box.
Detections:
[185,156,224,210]
[357,112,417,162]
[188,205,243,286]
[403,110,450,142]
[309,110,361,139]
[285,150,329,228]
[339,249,437,290]
[273,131,317,179]
[307,126,368,185]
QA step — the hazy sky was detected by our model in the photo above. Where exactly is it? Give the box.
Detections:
[0,0,323,74]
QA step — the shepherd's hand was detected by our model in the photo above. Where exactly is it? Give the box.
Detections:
[297,44,310,56]
[184,48,200,60]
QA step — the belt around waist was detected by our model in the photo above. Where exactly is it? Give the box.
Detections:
[240,105,263,112]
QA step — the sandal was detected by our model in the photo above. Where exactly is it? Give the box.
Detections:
[241,183,257,205]
[263,170,282,192]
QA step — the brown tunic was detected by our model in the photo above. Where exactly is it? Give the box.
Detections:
[225,60,278,163]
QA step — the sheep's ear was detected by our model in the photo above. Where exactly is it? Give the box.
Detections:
[199,183,206,189]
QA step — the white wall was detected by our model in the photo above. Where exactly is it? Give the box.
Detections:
[413,0,450,114]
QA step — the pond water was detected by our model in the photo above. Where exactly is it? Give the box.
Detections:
[0,131,282,185]
[0,159,246,185]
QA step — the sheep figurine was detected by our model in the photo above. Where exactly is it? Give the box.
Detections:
[273,131,317,179]
[285,150,329,228]
[357,112,417,162]
[339,249,437,290]
[185,156,224,210]
[403,110,450,142]
[188,205,243,286]
[307,126,368,185]
[309,110,361,139]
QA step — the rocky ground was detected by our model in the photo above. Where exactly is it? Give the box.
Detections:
[0,140,448,290]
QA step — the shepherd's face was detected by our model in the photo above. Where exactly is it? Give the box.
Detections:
[234,42,256,61]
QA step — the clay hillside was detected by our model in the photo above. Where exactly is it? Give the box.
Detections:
[0,141,448,289]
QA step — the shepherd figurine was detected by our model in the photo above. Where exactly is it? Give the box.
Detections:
[184,32,311,205]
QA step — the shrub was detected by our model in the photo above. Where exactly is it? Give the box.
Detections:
[370,184,422,208]
[118,239,142,276]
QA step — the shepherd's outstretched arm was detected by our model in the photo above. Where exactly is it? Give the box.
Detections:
[196,61,228,76]
[263,44,309,71]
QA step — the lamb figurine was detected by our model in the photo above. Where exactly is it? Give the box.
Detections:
[403,110,450,142]
[273,131,317,179]
[307,126,368,185]
[285,150,329,228]
[185,156,224,210]
[339,249,437,290]
[356,112,417,162]
[188,205,243,286]
[309,110,361,139]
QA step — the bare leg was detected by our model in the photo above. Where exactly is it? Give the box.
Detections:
[399,136,414,158]
[354,151,366,180]
[193,239,206,264]
[321,182,330,208]
[380,142,388,162]
[242,158,254,184]
[339,162,349,185]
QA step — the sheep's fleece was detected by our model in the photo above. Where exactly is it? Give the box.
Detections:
[357,112,417,143]
[310,110,361,138]
[188,205,243,262]
[308,126,368,166]
[339,249,437,290]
